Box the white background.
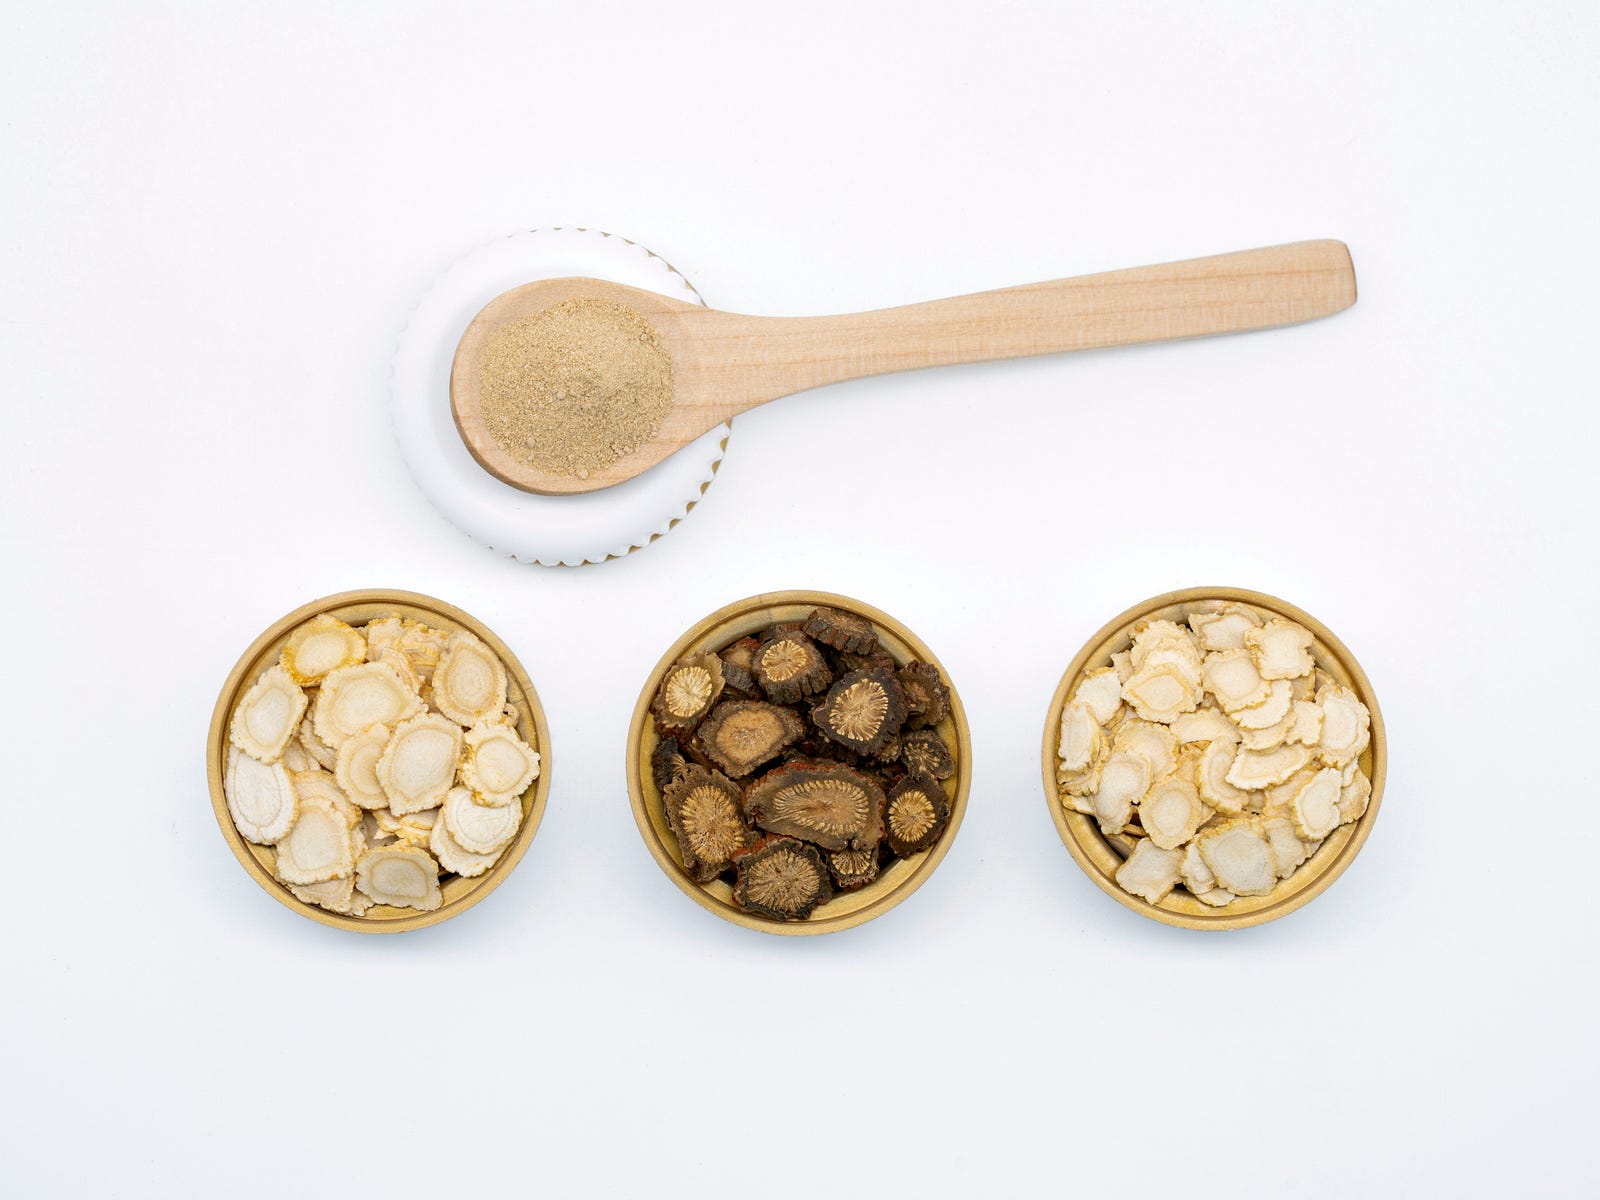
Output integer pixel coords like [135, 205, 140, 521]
[3, 3, 1596, 1195]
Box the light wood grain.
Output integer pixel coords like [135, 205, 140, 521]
[452, 239, 1356, 495]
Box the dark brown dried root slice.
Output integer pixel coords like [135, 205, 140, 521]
[732, 837, 833, 920]
[803, 606, 880, 655]
[811, 668, 907, 756]
[883, 773, 950, 857]
[281, 614, 367, 685]
[743, 760, 885, 852]
[826, 846, 880, 891]
[751, 632, 833, 704]
[229, 666, 309, 763]
[225, 746, 298, 845]
[1114, 838, 1183, 904]
[896, 662, 950, 730]
[695, 700, 805, 778]
[720, 636, 762, 674]
[355, 845, 442, 911]
[651, 737, 692, 793]
[650, 650, 725, 736]
[901, 728, 956, 780]
[663, 767, 757, 883]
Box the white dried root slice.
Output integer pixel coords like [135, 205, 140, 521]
[281, 614, 367, 685]
[1232, 679, 1293, 731]
[335, 723, 391, 810]
[1188, 604, 1262, 652]
[1239, 709, 1296, 752]
[1180, 842, 1216, 894]
[1059, 736, 1109, 808]
[1262, 767, 1319, 818]
[1140, 778, 1207, 850]
[1129, 620, 1202, 672]
[442, 786, 522, 856]
[395, 621, 450, 682]
[297, 716, 338, 771]
[1287, 700, 1323, 746]
[1115, 838, 1183, 905]
[1290, 768, 1344, 840]
[1196, 819, 1277, 897]
[225, 747, 298, 844]
[272, 797, 354, 885]
[1171, 707, 1239, 746]
[1245, 618, 1315, 681]
[313, 662, 423, 749]
[377, 714, 463, 816]
[1121, 659, 1200, 724]
[1112, 720, 1178, 782]
[459, 723, 540, 806]
[289, 874, 361, 916]
[1088, 753, 1152, 837]
[356, 846, 442, 912]
[1194, 888, 1237, 908]
[1315, 686, 1371, 768]
[1056, 701, 1103, 774]
[1170, 742, 1206, 790]
[1203, 650, 1270, 713]
[1226, 742, 1313, 791]
[364, 616, 403, 660]
[429, 809, 502, 878]
[229, 666, 308, 763]
[431, 631, 508, 726]
[1291, 673, 1316, 702]
[292, 770, 361, 829]
[375, 647, 423, 695]
[1072, 667, 1124, 726]
[1339, 770, 1372, 825]
[281, 738, 316, 773]
[1110, 650, 1133, 683]
[1262, 816, 1309, 878]
[376, 807, 437, 848]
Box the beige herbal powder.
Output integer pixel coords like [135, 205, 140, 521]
[477, 298, 674, 479]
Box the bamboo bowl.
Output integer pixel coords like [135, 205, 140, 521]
[207, 588, 552, 933]
[627, 591, 971, 936]
[1041, 587, 1385, 930]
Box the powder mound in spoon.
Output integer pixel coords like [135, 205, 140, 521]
[477, 298, 674, 479]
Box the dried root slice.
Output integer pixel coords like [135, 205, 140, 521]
[292, 770, 361, 828]
[826, 847, 880, 891]
[1232, 679, 1293, 731]
[1287, 700, 1323, 747]
[281, 739, 316, 773]
[1170, 706, 1239, 746]
[1262, 816, 1309, 878]
[1196, 819, 1277, 897]
[1193, 888, 1236, 908]
[281, 614, 367, 685]
[1180, 842, 1216, 894]
[896, 662, 950, 730]
[1115, 839, 1183, 905]
[884, 773, 950, 857]
[1246, 618, 1315, 680]
[1262, 767, 1319, 818]
[429, 809, 502, 878]
[334, 723, 391, 810]
[695, 700, 804, 778]
[1139, 778, 1207, 850]
[288, 874, 362, 915]
[1226, 742, 1313, 791]
[1087, 753, 1152, 838]
[377, 713, 463, 816]
[1129, 619, 1202, 673]
[1121, 659, 1200, 724]
[900, 728, 956, 780]
[1339, 770, 1372, 825]
[743, 760, 884, 852]
[376, 807, 437, 848]
[1072, 666, 1124, 726]
[427, 631, 507, 727]
[364, 616, 403, 660]
[229, 666, 308, 763]
[272, 797, 354, 885]
[356, 845, 442, 912]
[374, 647, 423, 695]
[663, 767, 756, 883]
[651, 737, 692, 793]
[1197, 739, 1254, 815]
[1111, 720, 1178, 781]
[1188, 604, 1262, 652]
[297, 716, 338, 771]
[1056, 701, 1105, 774]
[459, 722, 540, 805]
[650, 651, 725, 736]
[1315, 686, 1371, 768]
[1058, 735, 1109, 807]
[394, 621, 449, 682]
[1111, 650, 1133, 683]
[313, 662, 423, 749]
[732, 837, 833, 920]
[720, 636, 761, 676]
[811, 669, 906, 756]
[442, 785, 522, 856]
[1290, 767, 1344, 840]
[803, 606, 879, 655]
[225, 746, 298, 844]
[1239, 709, 1296, 752]
[1203, 649, 1270, 713]
[751, 632, 833, 704]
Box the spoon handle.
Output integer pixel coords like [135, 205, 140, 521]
[708, 239, 1355, 411]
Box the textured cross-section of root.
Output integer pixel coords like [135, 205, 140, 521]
[732, 837, 833, 920]
[695, 700, 805, 777]
[884, 773, 950, 856]
[743, 760, 885, 852]
[650, 651, 725, 736]
[663, 767, 756, 883]
[811, 668, 906, 756]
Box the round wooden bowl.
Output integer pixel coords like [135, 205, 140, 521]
[207, 589, 552, 933]
[627, 591, 971, 936]
[1041, 586, 1385, 930]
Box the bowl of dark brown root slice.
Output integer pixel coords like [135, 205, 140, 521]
[1043, 587, 1385, 930]
[208, 589, 550, 932]
[628, 592, 971, 935]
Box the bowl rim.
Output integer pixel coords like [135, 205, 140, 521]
[1040, 585, 1386, 931]
[207, 587, 552, 933]
[625, 590, 972, 936]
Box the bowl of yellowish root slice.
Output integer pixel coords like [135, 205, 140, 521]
[1043, 587, 1384, 930]
[627, 591, 971, 935]
[208, 589, 550, 932]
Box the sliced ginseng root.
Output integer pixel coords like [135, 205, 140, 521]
[1172, 706, 1238, 746]
[663, 767, 756, 883]
[1057, 701, 1104, 774]
[1112, 719, 1177, 781]
[225, 746, 298, 844]
[297, 716, 338, 771]
[458, 722, 540, 805]
[1289, 767, 1344, 841]
[356, 845, 443, 912]
[811, 668, 906, 756]
[1188, 604, 1261, 652]
[1115, 839, 1183, 905]
[1198, 739, 1254, 815]
[442, 786, 522, 856]
[884, 773, 950, 857]
[1226, 742, 1313, 791]
[695, 700, 805, 777]
[650, 651, 725, 736]
[1262, 816, 1309, 878]
[1085, 752, 1152, 837]
[313, 662, 423, 748]
[1338, 771, 1372, 824]
[430, 631, 508, 727]
[289, 875, 367, 916]
[1315, 686, 1371, 767]
[1246, 618, 1315, 680]
[334, 723, 391, 810]
[1073, 666, 1124, 726]
[827, 847, 880, 891]
[376, 807, 437, 848]
[272, 797, 355, 886]
[1202, 649, 1270, 713]
[229, 666, 308, 763]
[896, 662, 950, 729]
[429, 809, 502, 878]
[743, 760, 885, 852]
[281, 614, 367, 685]
[377, 713, 463, 815]
[901, 728, 956, 780]
[1195, 819, 1277, 897]
[751, 631, 832, 704]
[1121, 658, 1200, 724]
[292, 770, 361, 829]
[732, 837, 833, 921]
[1139, 778, 1207, 851]
[803, 606, 879, 655]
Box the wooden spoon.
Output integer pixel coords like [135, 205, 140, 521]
[451, 239, 1355, 496]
